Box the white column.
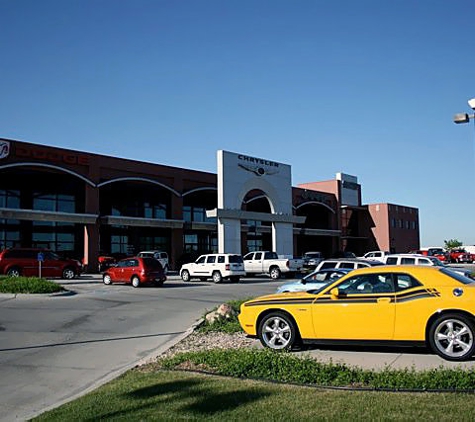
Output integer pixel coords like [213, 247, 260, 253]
[218, 218, 241, 254]
[272, 222, 294, 256]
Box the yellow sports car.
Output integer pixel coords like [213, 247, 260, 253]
[238, 265, 475, 361]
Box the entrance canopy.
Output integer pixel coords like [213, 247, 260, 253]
[207, 150, 304, 255]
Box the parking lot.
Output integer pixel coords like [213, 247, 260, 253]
[1, 268, 475, 421]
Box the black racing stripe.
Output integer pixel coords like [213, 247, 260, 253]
[244, 298, 315, 307]
[396, 292, 436, 303]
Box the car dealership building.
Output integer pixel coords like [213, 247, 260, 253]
[0, 138, 420, 271]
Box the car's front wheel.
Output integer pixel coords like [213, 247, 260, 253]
[181, 270, 190, 282]
[103, 274, 112, 285]
[428, 313, 475, 361]
[257, 311, 299, 350]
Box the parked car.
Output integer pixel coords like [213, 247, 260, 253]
[314, 257, 384, 271]
[0, 247, 82, 279]
[448, 249, 473, 264]
[359, 250, 389, 263]
[102, 256, 166, 287]
[384, 253, 445, 266]
[276, 268, 351, 293]
[137, 250, 170, 273]
[180, 253, 245, 283]
[243, 251, 304, 279]
[238, 265, 475, 361]
[302, 251, 324, 270]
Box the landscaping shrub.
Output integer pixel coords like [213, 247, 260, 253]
[0, 276, 65, 294]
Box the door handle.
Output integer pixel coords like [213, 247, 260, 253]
[377, 297, 391, 304]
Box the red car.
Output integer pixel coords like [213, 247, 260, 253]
[449, 249, 473, 263]
[0, 247, 82, 279]
[102, 256, 166, 287]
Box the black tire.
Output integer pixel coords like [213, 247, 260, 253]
[230, 276, 240, 283]
[269, 267, 281, 280]
[62, 267, 76, 280]
[181, 270, 190, 282]
[212, 271, 222, 283]
[258, 311, 299, 350]
[428, 313, 475, 361]
[7, 267, 21, 277]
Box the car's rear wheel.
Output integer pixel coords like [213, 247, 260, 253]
[131, 276, 140, 288]
[428, 313, 475, 361]
[7, 267, 21, 277]
[258, 311, 299, 350]
[103, 274, 112, 285]
[212, 271, 222, 283]
[62, 267, 76, 280]
[181, 270, 190, 282]
[269, 267, 281, 280]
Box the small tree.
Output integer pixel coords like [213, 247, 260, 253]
[444, 239, 463, 250]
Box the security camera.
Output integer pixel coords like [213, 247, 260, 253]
[468, 98, 475, 110]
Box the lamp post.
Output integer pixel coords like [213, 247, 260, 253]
[453, 98, 475, 125]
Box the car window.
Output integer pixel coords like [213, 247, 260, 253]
[386, 257, 397, 265]
[337, 273, 394, 294]
[207, 256, 216, 264]
[394, 273, 421, 291]
[418, 258, 432, 266]
[117, 260, 128, 268]
[356, 263, 368, 268]
[197, 256, 206, 264]
[340, 262, 356, 269]
[143, 258, 162, 269]
[255, 253, 262, 260]
[401, 257, 415, 265]
[217, 255, 225, 264]
[320, 262, 337, 269]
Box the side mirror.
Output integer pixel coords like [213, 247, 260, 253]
[330, 287, 340, 299]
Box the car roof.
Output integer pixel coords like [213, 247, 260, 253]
[321, 258, 384, 265]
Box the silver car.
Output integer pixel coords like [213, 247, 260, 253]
[276, 268, 352, 293]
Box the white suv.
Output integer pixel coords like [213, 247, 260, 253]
[137, 251, 169, 274]
[180, 253, 245, 283]
[383, 253, 444, 266]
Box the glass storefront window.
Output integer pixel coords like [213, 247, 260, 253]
[0, 189, 20, 208]
[33, 193, 75, 213]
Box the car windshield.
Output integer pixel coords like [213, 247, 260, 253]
[428, 257, 445, 267]
[440, 267, 475, 284]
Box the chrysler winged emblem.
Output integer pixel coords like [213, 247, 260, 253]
[0, 140, 10, 159]
[238, 163, 279, 176]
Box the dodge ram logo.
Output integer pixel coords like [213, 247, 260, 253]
[238, 163, 279, 176]
[0, 140, 10, 159]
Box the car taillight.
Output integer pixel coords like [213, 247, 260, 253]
[226, 264, 230, 270]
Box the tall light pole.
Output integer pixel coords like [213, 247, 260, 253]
[453, 98, 475, 124]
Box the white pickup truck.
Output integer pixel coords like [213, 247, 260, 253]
[243, 251, 304, 279]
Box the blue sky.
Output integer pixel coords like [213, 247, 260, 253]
[1, 0, 474, 247]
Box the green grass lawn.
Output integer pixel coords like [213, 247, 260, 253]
[33, 369, 475, 421]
